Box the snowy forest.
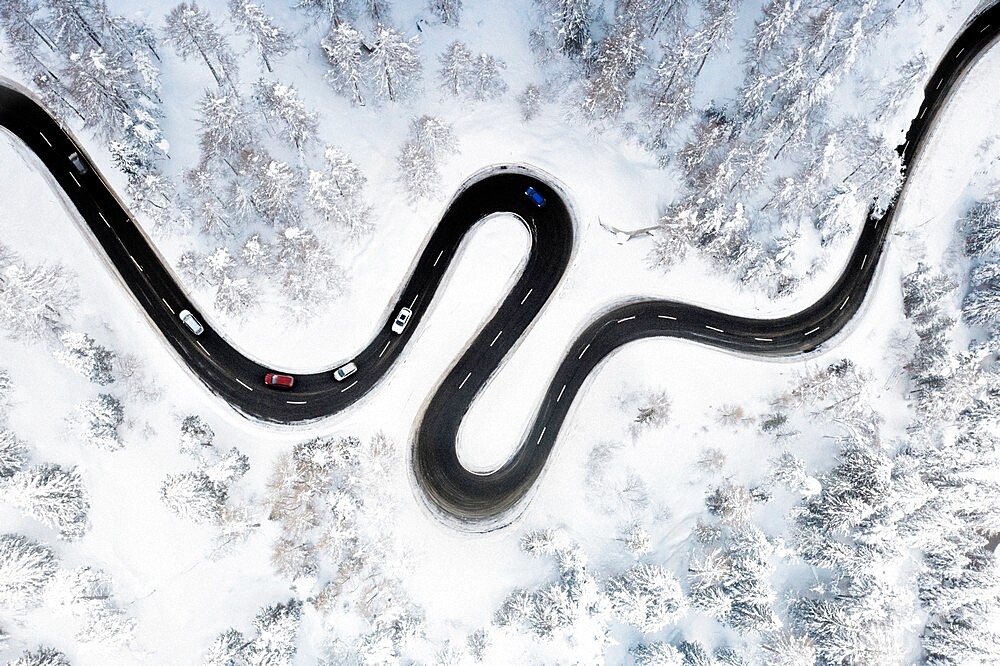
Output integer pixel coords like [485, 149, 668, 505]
[0, 0, 999, 663]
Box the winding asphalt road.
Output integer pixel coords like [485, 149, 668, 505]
[1, 2, 998, 525]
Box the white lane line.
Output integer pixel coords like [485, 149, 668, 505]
[556, 384, 566, 403]
[617, 316, 636, 323]
[39, 131, 52, 147]
[536, 427, 546, 445]
[130, 255, 142, 272]
[754, 337, 773, 342]
[920, 107, 927, 119]
[705, 325, 724, 333]
[433, 250, 443, 266]
[340, 380, 358, 393]
[69, 172, 81, 187]
[196, 341, 210, 356]
[378, 340, 390, 358]
[490, 330, 502, 347]
[981, 24, 991, 32]
[287, 400, 307, 405]
[861, 254, 868, 269]
[410, 293, 419, 308]
[840, 296, 850, 311]
[956, 47, 965, 58]
[459, 372, 472, 389]
[657, 314, 677, 320]
[98, 211, 110, 227]
[520, 288, 533, 305]
[236, 378, 254, 391]
[805, 326, 821, 336]
[578, 343, 590, 359]
[874, 218, 880, 229]
[162, 298, 175, 315]
[936, 78, 943, 90]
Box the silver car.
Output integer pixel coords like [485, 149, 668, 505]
[69, 151, 87, 175]
[179, 309, 204, 336]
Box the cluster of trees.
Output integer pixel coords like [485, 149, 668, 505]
[616, 384, 671, 439]
[0, 241, 78, 343]
[204, 599, 302, 666]
[262, 433, 423, 661]
[438, 41, 508, 102]
[961, 195, 1000, 329]
[50, 565, 135, 646]
[160, 415, 255, 554]
[397, 115, 459, 203]
[320, 20, 422, 105]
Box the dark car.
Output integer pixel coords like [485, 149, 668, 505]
[525, 186, 546, 207]
[264, 372, 295, 389]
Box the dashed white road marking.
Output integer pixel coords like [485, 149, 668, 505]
[578, 343, 590, 359]
[196, 341, 210, 356]
[981, 24, 991, 33]
[956, 46, 966, 58]
[840, 296, 850, 311]
[410, 293, 419, 308]
[754, 337, 773, 342]
[490, 330, 502, 347]
[920, 107, 927, 119]
[162, 298, 175, 314]
[520, 288, 533, 305]
[617, 316, 636, 323]
[433, 250, 443, 266]
[98, 211, 110, 227]
[236, 378, 254, 391]
[536, 427, 546, 445]
[657, 315, 677, 320]
[39, 131, 52, 147]
[861, 254, 868, 269]
[805, 326, 821, 336]
[379, 341, 390, 358]
[69, 172, 81, 187]
[130, 255, 142, 271]
[705, 325, 724, 333]
[556, 384, 566, 403]
[459, 372, 472, 389]
[340, 380, 358, 393]
[287, 400, 307, 405]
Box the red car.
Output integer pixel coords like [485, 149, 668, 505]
[264, 372, 295, 389]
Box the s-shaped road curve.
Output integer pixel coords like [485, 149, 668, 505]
[1, 2, 998, 527]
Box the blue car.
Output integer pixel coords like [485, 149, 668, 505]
[525, 186, 546, 207]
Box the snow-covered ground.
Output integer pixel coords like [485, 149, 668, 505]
[2, 0, 1000, 663]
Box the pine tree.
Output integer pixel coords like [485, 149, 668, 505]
[164, 2, 238, 87]
[197, 89, 252, 163]
[606, 563, 684, 632]
[550, 0, 593, 57]
[7, 646, 71, 666]
[583, 17, 644, 118]
[228, 0, 293, 72]
[72, 393, 124, 450]
[0, 429, 28, 478]
[160, 470, 228, 524]
[308, 146, 374, 239]
[321, 20, 366, 105]
[253, 79, 318, 152]
[55, 331, 116, 385]
[429, 0, 462, 25]
[367, 24, 422, 102]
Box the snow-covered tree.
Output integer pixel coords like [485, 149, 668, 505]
[438, 40, 474, 97]
[247, 599, 302, 664]
[72, 393, 125, 450]
[606, 563, 684, 632]
[366, 24, 422, 102]
[253, 79, 318, 152]
[397, 116, 457, 203]
[963, 199, 1000, 258]
[51, 566, 135, 645]
[321, 20, 366, 105]
[0, 249, 78, 342]
[618, 386, 671, 438]
[164, 2, 238, 87]
[2, 464, 90, 540]
[272, 226, 347, 315]
[228, 0, 293, 72]
[519, 83, 543, 120]
[630, 641, 684, 665]
[761, 631, 817, 666]
[429, 0, 462, 25]
[197, 89, 253, 164]
[7, 646, 71, 666]
[0, 430, 28, 478]
[307, 146, 374, 239]
[0, 533, 59, 607]
[549, 0, 593, 57]
[54, 331, 116, 386]
[584, 17, 644, 119]
[160, 470, 228, 524]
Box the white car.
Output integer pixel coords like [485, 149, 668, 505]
[178, 309, 204, 336]
[333, 361, 358, 382]
[391, 307, 412, 334]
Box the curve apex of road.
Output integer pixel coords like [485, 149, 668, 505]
[2, 1, 999, 531]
